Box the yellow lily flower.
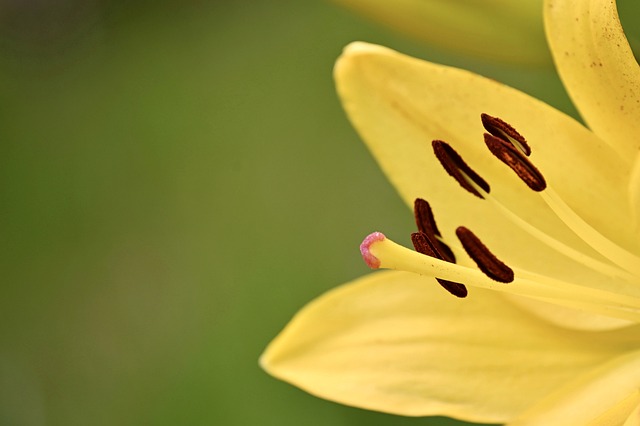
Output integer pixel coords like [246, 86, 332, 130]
[333, 0, 550, 66]
[262, 0, 640, 424]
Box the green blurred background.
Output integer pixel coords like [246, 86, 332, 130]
[0, 1, 636, 425]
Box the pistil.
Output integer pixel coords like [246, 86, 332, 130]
[359, 232, 640, 321]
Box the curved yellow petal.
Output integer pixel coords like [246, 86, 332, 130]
[588, 392, 640, 426]
[261, 271, 626, 423]
[624, 401, 640, 426]
[504, 294, 637, 332]
[510, 350, 640, 425]
[334, 42, 637, 286]
[545, 0, 640, 160]
[333, 0, 550, 66]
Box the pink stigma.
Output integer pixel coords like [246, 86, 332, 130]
[360, 232, 386, 269]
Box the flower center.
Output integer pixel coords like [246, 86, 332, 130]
[359, 114, 640, 322]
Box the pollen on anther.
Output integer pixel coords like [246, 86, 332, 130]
[414, 198, 441, 236]
[481, 113, 531, 156]
[456, 227, 514, 283]
[414, 198, 456, 263]
[484, 133, 546, 191]
[411, 232, 468, 298]
[432, 140, 490, 198]
[360, 232, 386, 269]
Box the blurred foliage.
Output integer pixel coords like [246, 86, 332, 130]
[1, 0, 636, 425]
[332, 0, 550, 67]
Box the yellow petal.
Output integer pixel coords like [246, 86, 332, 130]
[261, 271, 626, 423]
[588, 392, 640, 426]
[510, 350, 640, 425]
[334, 42, 637, 288]
[624, 401, 640, 426]
[504, 294, 636, 332]
[545, 0, 640, 160]
[333, 0, 549, 66]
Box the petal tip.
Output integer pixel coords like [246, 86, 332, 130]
[341, 41, 387, 56]
[259, 341, 284, 376]
[258, 350, 272, 372]
[334, 42, 393, 78]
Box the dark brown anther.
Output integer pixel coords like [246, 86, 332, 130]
[411, 232, 468, 298]
[432, 140, 490, 199]
[413, 198, 456, 263]
[481, 113, 531, 156]
[484, 133, 546, 191]
[455, 227, 514, 283]
[414, 198, 441, 236]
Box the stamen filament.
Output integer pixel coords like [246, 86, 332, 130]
[483, 192, 636, 282]
[540, 188, 640, 276]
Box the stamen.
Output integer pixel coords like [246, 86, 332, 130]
[455, 227, 514, 283]
[481, 122, 640, 276]
[484, 133, 546, 191]
[477, 136, 640, 278]
[430, 136, 635, 281]
[481, 113, 531, 156]
[414, 198, 456, 262]
[432, 140, 490, 198]
[411, 232, 467, 298]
